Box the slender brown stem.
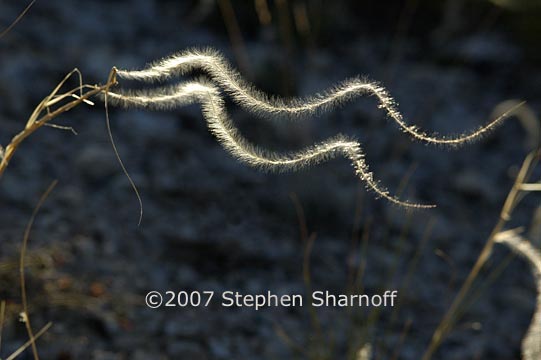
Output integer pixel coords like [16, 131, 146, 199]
[0, 0, 36, 39]
[217, 0, 251, 77]
[422, 150, 539, 360]
[0, 72, 117, 179]
[5, 322, 52, 360]
[391, 319, 413, 360]
[20, 180, 58, 360]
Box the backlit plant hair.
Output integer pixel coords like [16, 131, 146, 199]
[108, 47, 518, 208]
[107, 79, 425, 208]
[115, 48, 516, 145]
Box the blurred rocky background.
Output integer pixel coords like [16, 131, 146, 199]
[1, 0, 541, 359]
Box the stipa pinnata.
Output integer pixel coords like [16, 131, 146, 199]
[107, 48, 518, 208]
[115, 48, 517, 145]
[107, 79, 424, 208]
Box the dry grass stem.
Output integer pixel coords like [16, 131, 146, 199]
[19, 180, 58, 360]
[423, 150, 541, 359]
[0, 69, 118, 179]
[4, 322, 52, 360]
[0, 0, 36, 39]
